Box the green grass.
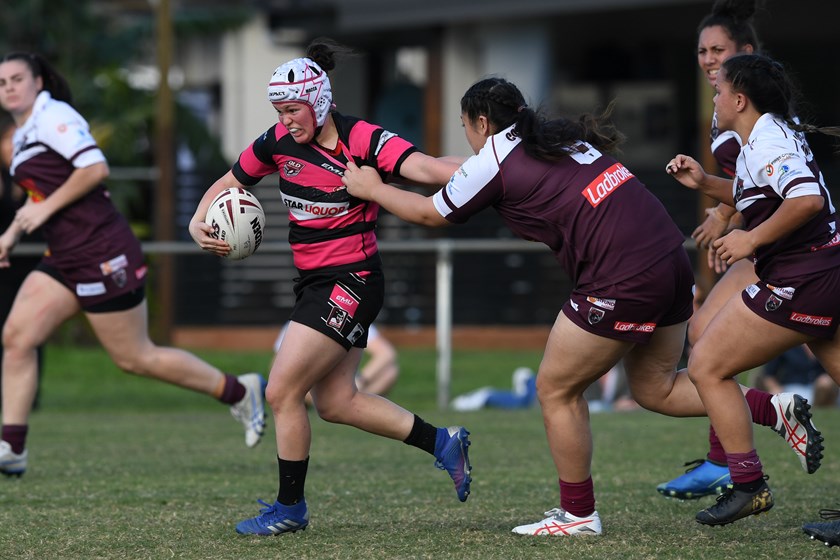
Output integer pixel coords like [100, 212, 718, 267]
[2, 345, 839, 559]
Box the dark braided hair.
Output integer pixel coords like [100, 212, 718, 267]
[460, 77, 624, 162]
[722, 54, 840, 140]
[0, 52, 73, 106]
[697, 0, 763, 51]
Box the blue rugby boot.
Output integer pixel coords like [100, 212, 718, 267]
[433, 426, 472, 502]
[235, 499, 309, 536]
[657, 459, 732, 500]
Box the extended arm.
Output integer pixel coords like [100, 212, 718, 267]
[342, 160, 448, 227]
[666, 154, 735, 205]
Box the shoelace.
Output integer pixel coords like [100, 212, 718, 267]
[256, 499, 278, 515]
[543, 508, 566, 518]
[712, 475, 769, 506]
[820, 509, 840, 520]
[682, 459, 706, 473]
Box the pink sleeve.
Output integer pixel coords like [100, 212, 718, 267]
[348, 121, 415, 176]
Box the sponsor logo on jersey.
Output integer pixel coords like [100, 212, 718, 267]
[765, 164, 774, 176]
[136, 265, 148, 280]
[76, 282, 106, 297]
[284, 160, 304, 177]
[329, 284, 360, 316]
[770, 153, 796, 166]
[99, 254, 129, 275]
[745, 283, 761, 299]
[777, 165, 804, 184]
[586, 296, 616, 311]
[375, 130, 397, 156]
[812, 231, 840, 252]
[767, 285, 795, 300]
[765, 294, 783, 312]
[282, 193, 349, 220]
[789, 312, 832, 327]
[613, 321, 656, 333]
[320, 162, 345, 176]
[581, 163, 634, 208]
[587, 307, 605, 325]
[569, 300, 579, 312]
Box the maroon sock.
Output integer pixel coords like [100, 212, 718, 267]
[745, 389, 776, 427]
[218, 374, 247, 405]
[560, 476, 596, 518]
[2, 425, 28, 454]
[707, 425, 726, 464]
[726, 449, 764, 484]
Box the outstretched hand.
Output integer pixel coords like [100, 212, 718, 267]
[342, 159, 384, 201]
[665, 154, 708, 190]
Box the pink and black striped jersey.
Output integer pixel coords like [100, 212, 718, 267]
[433, 125, 686, 295]
[232, 112, 417, 271]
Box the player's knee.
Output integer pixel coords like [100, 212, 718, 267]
[2, 318, 38, 356]
[312, 400, 344, 423]
[111, 351, 152, 377]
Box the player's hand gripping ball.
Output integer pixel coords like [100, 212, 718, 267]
[205, 188, 266, 260]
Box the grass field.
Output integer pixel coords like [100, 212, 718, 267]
[1, 345, 839, 559]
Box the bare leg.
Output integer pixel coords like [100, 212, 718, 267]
[86, 300, 225, 394]
[2, 272, 78, 425]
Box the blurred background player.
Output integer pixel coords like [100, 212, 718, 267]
[0, 53, 267, 478]
[0, 115, 44, 409]
[756, 345, 834, 405]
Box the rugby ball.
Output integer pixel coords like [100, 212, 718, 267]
[205, 187, 265, 260]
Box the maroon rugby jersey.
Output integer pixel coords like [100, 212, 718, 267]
[734, 113, 839, 280]
[711, 111, 741, 178]
[232, 112, 417, 271]
[433, 125, 686, 294]
[10, 91, 139, 268]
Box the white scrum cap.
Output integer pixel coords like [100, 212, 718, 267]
[267, 57, 333, 127]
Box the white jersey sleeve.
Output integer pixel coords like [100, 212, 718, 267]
[41, 101, 106, 168]
[432, 125, 520, 222]
[744, 123, 820, 201]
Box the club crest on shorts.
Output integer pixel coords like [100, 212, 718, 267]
[111, 268, 128, 288]
[588, 307, 605, 325]
[326, 307, 348, 331]
[765, 294, 783, 312]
